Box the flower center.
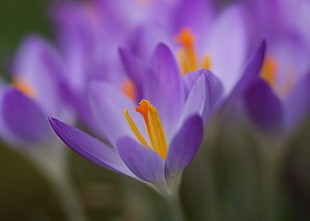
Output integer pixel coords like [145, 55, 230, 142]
[124, 99, 168, 159]
[260, 56, 295, 97]
[12, 77, 36, 98]
[175, 27, 211, 75]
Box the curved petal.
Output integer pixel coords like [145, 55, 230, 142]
[50, 118, 136, 178]
[180, 70, 209, 125]
[1, 87, 51, 144]
[228, 40, 266, 101]
[119, 47, 145, 84]
[173, 0, 214, 44]
[205, 4, 248, 93]
[12, 35, 66, 116]
[143, 43, 184, 135]
[243, 79, 284, 131]
[182, 69, 202, 97]
[165, 115, 203, 178]
[89, 81, 146, 146]
[116, 136, 164, 183]
[118, 48, 145, 100]
[183, 69, 223, 113]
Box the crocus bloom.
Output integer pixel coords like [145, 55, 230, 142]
[121, 1, 248, 95]
[241, 0, 310, 132]
[50, 44, 222, 194]
[0, 35, 72, 148]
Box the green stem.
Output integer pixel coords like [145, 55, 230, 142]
[23, 147, 88, 221]
[167, 192, 186, 221]
[161, 173, 186, 221]
[47, 173, 87, 221]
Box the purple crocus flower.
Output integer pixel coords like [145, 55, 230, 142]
[0, 35, 87, 221]
[121, 1, 248, 95]
[0, 35, 72, 147]
[50, 44, 222, 194]
[241, 0, 310, 132]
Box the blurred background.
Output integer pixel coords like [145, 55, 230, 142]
[0, 0, 310, 221]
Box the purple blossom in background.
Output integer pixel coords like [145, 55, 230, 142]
[121, 0, 248, 94]
[0, 35, 73, 147]
[242, 0, 310, 132]
[0, 35, 87, 221]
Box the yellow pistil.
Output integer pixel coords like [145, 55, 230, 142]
[175, 27, 212, 75]
[121, 79, 137, 102]
[124, 99, 169, 159]
[12, 77, 36, 98]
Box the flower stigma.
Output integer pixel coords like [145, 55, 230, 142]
[175, 27, 211, 75]
[124, 99, 168, 159]
[12, 77, 36, 98]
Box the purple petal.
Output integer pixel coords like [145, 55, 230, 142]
[118, 48, 145, 100]
[165, 115, 203, 178]
[284, 73, 310, 130]
[182, 69, 202, 97]
[180, 70, 209, 125]
[204, 4, 248, 93]
[228, 40, 266, 101]
[89, 82, 146, 146]
[1, 87, 51, 144]
[183, 69, 223, 113]
[243, 79, 284, 131]
[173, 0, 214, 44]
[50, 118, 135, 178]
[12, 35, 66, 116]
[116, 136, 164, 183]
[119, 48, 145, 85]
[124, 24, 173, 62]
[143, 43, 184, 135]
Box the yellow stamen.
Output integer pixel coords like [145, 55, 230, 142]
[124, 109, 149, 148]
[124, 99, 169, 159]
[260, 56, 297, 98]
[260, 57, 278, 89]
[121, 79, 137, 102]
[12, 77, 36, 98]
[202, 55, 212, 70]
[175, 28, 198, 75]
[175, 27, 212, 75]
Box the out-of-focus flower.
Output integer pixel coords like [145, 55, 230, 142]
[50, 0, 177, 134]
[0, 35, 72, 148]
[50, 44, 222, 195]
[242, 0, 310, 132]
[121, 1, 248, 94]
[51, 0, 248, 122]
[0, 35, 87, 221]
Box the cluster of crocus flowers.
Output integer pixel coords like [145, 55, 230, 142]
[0, 1, 310, 219]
